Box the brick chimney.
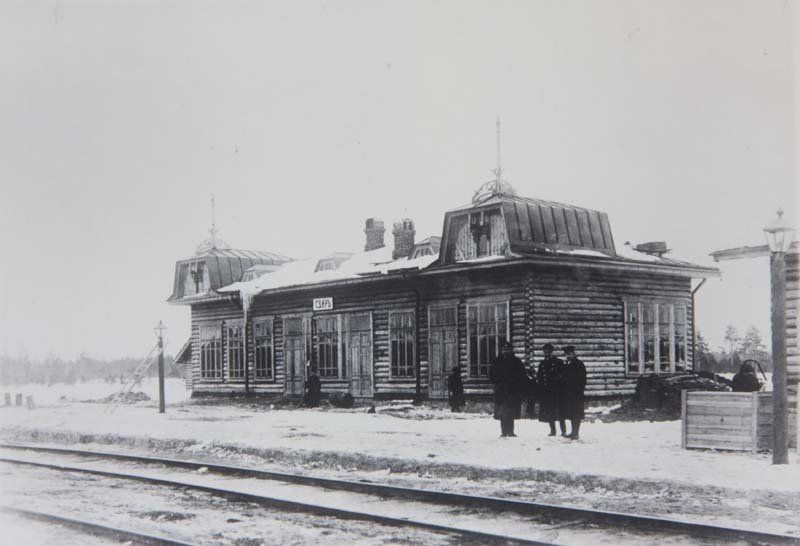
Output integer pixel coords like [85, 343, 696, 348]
[392, 218, 416, 260]
[364, 218, 385, 251]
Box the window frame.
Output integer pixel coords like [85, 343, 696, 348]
[314, 314, 342, 380]
[226, 320, 246, 381]
[388, 309, 416, 378]
[198, 323, 223, 381]
[253, 317, 275, 382]
[465, 298, 510, 378]
[623, 300, 689, 376]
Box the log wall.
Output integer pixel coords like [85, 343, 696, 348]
[187, 262, 698, 400]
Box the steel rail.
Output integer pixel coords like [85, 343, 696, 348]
[0, 454, 552, 546]
[2, 442, 798, 545]
[0, 505, 195, 546]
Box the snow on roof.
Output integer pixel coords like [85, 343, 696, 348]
[219, 245, 439, 298]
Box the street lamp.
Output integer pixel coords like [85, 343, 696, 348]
[154, 320, 167, 414]
[763, 209, 795, 464]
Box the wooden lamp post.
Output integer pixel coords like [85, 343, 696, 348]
[763, 209, 795, 464]
[154, 320, 167, 414]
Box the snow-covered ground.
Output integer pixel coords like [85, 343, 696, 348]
[0, 390, 797, 495]
[0, 378, 190, 406]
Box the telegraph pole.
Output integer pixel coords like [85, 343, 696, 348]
[155, 320, 166, 414]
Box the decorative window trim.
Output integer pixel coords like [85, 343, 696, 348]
[624, 301, 689, 376]
[198, 322, 223, 381]
[465, 299, 510, 378]
[388, 309, 416, 379]
[253, 317, 275, 382]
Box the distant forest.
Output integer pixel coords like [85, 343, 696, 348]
[695, 325, 772, 374]
[0, 353, 184, 385]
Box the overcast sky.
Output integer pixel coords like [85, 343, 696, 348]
[0, 1, 796, 360]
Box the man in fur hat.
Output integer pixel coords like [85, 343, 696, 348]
[489, 340, 529, 437]
[537, 343, 566, 436]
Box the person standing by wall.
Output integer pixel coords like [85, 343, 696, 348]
[447, 365, 466, 412]
[537, 343, 566, 436]
[490, 340, 528, 437]
[304, 366, 321, 408]
[561, 346, 587, 440]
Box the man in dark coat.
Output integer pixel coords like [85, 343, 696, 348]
[732, 361, 761, 392]
[537, 343, 566, 436]
[447, 365, 466, 412]
[304, 366, 321, 408]
[561, 346, 587, 440]
[489, 340, 529, 437]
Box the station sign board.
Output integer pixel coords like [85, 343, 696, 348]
[313, 297, 333, 311]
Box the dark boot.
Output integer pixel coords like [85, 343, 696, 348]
[507, 419, 517, 437]
[569, 420, 581, 440]
[559, 420, 568, 437]
[548, 422, 557, 436]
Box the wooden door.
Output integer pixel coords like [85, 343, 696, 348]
[347, 314, 373, 398]
[429, 307, 457, 399]
[284, 318, 305, 396]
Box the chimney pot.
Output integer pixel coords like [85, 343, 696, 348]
[364, 217, 385, 251]
[392, 218, 416, 260]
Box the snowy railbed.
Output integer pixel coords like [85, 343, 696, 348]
[0, 383, 798, 535]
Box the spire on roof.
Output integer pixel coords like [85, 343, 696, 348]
[472, 117, 517, 204]
[195, 195, 231, 254]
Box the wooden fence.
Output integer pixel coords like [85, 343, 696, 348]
[682, 391, 798, 453]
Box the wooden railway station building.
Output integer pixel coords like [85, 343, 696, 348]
[169, 185, 719, 402]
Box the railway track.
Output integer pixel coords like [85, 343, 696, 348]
[0, 505, 195, 546]
[1, 442, 798, 545]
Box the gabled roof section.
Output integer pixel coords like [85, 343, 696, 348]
[436, 192, 616, 266]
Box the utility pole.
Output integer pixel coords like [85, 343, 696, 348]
[155, 320, 166, 414]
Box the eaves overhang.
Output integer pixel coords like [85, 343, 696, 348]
[211, 254, 719, 304]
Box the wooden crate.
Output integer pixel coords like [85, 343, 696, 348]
[681, 391, 798, 453]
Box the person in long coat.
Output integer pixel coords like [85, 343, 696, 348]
[447, 365, 466, 412]
[489, 340, 529, 437]
[537, 343, 566, 436]
[304, 366, 321, 408]
[561, 346, 587, 440]
[731, 361, 761, 392]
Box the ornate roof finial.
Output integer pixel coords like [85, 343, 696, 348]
[491, 116, 503, 183]
[195, 195, 231, 255]
[209, 195, 218, 249]
[472, 117, 517, 204]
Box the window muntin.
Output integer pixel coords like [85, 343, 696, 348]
[625, 301, 689, 375]
[199, 325, 222, 379]
[389, 311, 415, 378]
[254, 319, 274, 380]
[467, 301, 508, 377]
[625, 304, 640, 374]
[674, 306, 687, 368]
[227, 322, 245, 380]
[315, 316, 339, 378]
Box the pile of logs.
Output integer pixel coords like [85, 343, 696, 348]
[635, 372, 730, 416]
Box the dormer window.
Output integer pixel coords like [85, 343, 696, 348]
[411, 247, 432, 258]
[190, 261, 206, 293]
[451, 209, 508, 262]
[316, 260, 338, 272]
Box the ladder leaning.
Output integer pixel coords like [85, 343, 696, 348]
[106, 342, 160, 413]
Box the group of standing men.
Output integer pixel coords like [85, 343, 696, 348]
[487, 341, 587, 439]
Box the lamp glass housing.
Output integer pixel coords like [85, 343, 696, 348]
[763, 210, 795, 253]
